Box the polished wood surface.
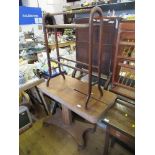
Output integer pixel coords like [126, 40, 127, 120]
[102, 101, 135, 155]
[103, 102, 135, 137]
[37, 75, 117, 124]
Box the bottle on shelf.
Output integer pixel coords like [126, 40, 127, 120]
[127, 46, 132, 57]
[131, 47, 135, 58]
[122, 47, 129, 57]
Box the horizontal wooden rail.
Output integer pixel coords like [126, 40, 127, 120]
[45, 24, 89, 29]
[51, 59, 89, 74]
[44, 9, 91, 16]
[59, 56, 98, 69]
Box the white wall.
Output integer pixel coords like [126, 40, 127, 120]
[21, 0, 91, 24]
[20, 0, 93, 36]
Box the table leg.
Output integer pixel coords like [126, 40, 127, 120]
[37, 88, 50, 115]
[61, 105, 72, 125]
[103, 125, 110, 155]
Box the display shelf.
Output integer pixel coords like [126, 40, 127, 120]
[117, 56, 135, 61]
[111, 21, 135, 100]
[119, 41, 135, 46]
[118, 62, 135, 69]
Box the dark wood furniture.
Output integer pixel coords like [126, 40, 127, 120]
[43, 7, 113, 108]
[97, 21, 135, 155]
[111, 21, 135, 100]
[74, 17, 118, 78]
[99, 99, 135, 155]
[42, 6, 122, 150]
[37, 75, 117, 148]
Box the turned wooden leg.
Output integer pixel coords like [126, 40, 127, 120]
[103, 125, 110, 155]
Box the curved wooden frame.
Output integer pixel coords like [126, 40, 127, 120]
[43, 7, 104, 109]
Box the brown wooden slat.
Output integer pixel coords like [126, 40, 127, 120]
[45, 24, 89, 29]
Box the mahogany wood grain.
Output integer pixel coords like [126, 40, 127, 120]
[37, 75, 117, 124]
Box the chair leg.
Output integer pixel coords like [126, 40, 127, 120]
[110, 136, 116, 148]
[103, 125, 110, 155]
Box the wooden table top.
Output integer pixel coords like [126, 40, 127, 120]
[38, 75, 117, 124]
[101, 102, 135, 137]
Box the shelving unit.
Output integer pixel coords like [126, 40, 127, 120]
[111, 21, 135, 100]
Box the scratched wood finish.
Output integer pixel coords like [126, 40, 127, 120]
[37, 75, 117, 124]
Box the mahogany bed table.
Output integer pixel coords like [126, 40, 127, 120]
[37, 75, 117, 148]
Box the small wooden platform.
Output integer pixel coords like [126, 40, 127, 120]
[38, 75, 117, 124]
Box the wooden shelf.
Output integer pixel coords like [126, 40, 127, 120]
[119, 41, 135, 46]
[112, 21, 135, 100]
[118, 62, 135, 69]
[117, 56, 135, 61]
